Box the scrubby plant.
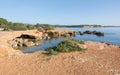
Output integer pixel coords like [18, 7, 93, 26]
[46, 39, 86, 55]
[35, 24, 55, 31]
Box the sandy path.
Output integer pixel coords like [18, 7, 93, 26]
[0, 41, 120, 75]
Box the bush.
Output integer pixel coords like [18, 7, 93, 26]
[46, 39, 86, 55]
[35, 24, 55, 31]
[78, 40, 85, 44]
[26, 25, 36, 30]
[0, 17, 55, 31]
[9, 24, 28, 30]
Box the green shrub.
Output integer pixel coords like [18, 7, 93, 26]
[26, 25, 36, 30]
[10, 24, 28, 30]
[78, 40, 85, 44]
[46, 39, 86, 55]
[35, 24, 55, 31]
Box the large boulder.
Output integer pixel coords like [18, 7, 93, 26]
[84, 30, 92, 34]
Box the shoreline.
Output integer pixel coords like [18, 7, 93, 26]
[0, 30, 120, 75]
[0, 30, 120, 56]
[0, 30, 76, 56]
[0, 36, 120, 75]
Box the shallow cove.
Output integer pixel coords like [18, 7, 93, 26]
[22, 38, 70, 53]
[21, 27, 120, 53]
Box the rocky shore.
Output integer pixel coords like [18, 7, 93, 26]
[0, 30, 120, 75]
[0, 30, 76, 56]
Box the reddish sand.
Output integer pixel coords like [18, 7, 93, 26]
[0, 31, 120, 75]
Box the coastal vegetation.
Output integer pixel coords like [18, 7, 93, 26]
[0, 18, 54, 31]
[46, 39, 86, 55]
[1, 17, 119, 31]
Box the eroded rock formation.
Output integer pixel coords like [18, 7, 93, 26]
[9, 34, 41, 49]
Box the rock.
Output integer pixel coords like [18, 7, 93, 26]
[23, 39, 29, 42]
[9, 38, 24, 49]
[42, 33, 49, 39]
[76, 44, 87, 49]
[17, 34, 36, 39]
[47, 31, 76, 39]
[10, 34, 42, 49]
[35, 41, 41, 46]
[23, 41, 35, 47]
[45, 36, 51, 40]
[84, 30, 92, 34]
[92, 31, 97, 34]
[17, 42, 23, 47]
[68, 32, 76, 36]
[79, 32, 84, 35]
[79, 30, 104, 36]
[47, 32, 59, 38]
[95, 32, 104, 36]
[10, 40, 18, 49]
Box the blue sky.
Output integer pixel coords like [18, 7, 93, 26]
[0, 0, 120, 25]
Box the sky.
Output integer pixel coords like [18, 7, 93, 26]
[0, 0, 120, 25]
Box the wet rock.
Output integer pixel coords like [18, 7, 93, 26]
[84, 30, 92, 34]
[79, 30, 104, 36]
[79, 31, 84, 35]
[94, 32, 104, 36]
[92, 31, 97, 34]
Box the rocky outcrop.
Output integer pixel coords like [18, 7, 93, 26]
[94, 32, 104, 36]
[9, 34, 41, 49]
[0, 30, 76, 56]
[9, 30, 76, 49]
[46, 30, 76, 39]
[79, 30, 104, 36]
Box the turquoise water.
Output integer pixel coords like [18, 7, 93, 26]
[23, 27, 120, 53]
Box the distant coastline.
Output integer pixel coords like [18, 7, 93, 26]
[54, 25, 120, 28]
